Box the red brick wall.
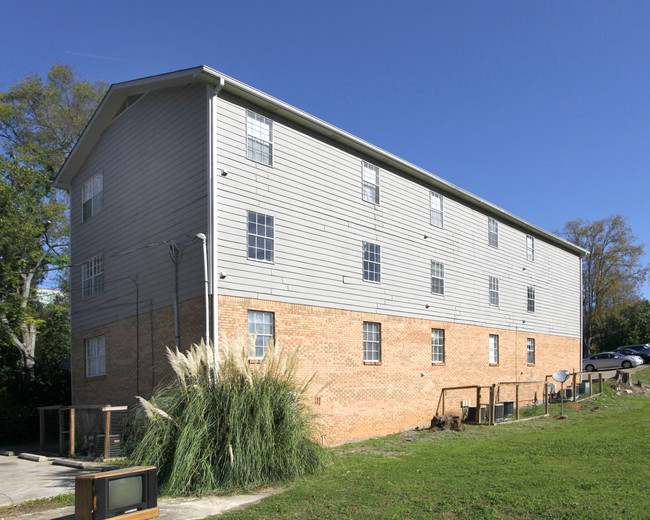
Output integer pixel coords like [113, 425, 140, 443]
[72, 295, 581, 445]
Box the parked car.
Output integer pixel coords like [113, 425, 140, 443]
[616, 348, 650, 364]
[582, 351, 644, 372]
[615, 343, 650, 355]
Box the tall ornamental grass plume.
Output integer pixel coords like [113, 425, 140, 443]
[125, 337, 328, 495]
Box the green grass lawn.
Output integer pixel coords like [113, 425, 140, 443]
[215, 369, 650, 520]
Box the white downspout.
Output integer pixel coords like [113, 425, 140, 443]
[207, 77, 225, 378]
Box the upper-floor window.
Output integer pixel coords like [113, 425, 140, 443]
[363, 242, 381, 282]
[488, 217, 499, 248]
[431, 261, 445, 295]
[82, 253, 104, 299]
[85, 335, 106, 378]
[527, 286, 536, 312]
[489, 334, 499, 364]
[432, 328, 445, 363]
[430, 191, 443, 227]
[363, 321, 381, 362]
[248, 310, 274, 359]
[527, 338, 536, 364]
[362, 162, 379, 204]
[246, 111, 273, 166]
[247, 210, 274, 262]
[82, 172, 103, 222]
[526, 235, 535, 261]
[489, 276, 499, 306]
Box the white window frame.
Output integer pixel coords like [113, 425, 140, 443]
[488, 217, 499, 248]
[247, 210, 274, 263]
[489, 276, 499, 306]
[432, 328, 445, 363]
[526, 235, 535, 262]
[362, 241, 381, 282]
[247, 310, 274, 360]
[82, 253, 104, 299]
[362, 162, 379, 204]
[363, 321, 381, 362]
[85, 336, 106, 378]
[527, 286, 536, 313]
[527, 338, 536, 364]
[431, 260, 445, 295]
[246, 111, 273, 166]
[430, 191, 443, 228]
[489, 334, 499, 364]
[81, 172, 103, 222]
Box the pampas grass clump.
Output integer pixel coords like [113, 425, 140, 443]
[125, 337, 327, 495]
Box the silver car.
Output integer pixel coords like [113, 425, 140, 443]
[582, 351, 644, 372]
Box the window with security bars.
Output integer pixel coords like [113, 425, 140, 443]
[430, 191, 443, 227]
[82, 254, 104, 299]
[488, 217, 499, 248]
[363, 242, 381, 282]
[526, 235, 535, 261]
[246, 111, 273, 166]
[85, 336, 105, 378]
[489, 334, 499, 364]
[247, 210, 274, 262]
[363, 322, 381, 362]
[489, 276, 499, 306]
[527, 286, 536, 312]
[362, 162, 379, 204]
[82, 172, 103, 222]
[431, 261, 445, 295]
[248, 310, 274, 359]
[432, 329, 445, 363]
[527, 338, 536, 364]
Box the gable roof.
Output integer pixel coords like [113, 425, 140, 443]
[54, 65, 587, 257]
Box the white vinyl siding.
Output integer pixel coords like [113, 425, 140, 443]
[82, 172, 103, 222]
[430, 191, 443, 227]
[526, 235, 535, 262]
[431, 328, 444, 363]
[362, 242, 381, 282]
[82, 254, 104, 299]
[248, 310, 274, 359]
[527, 338, 536, 364]
[527, 286, 536, 313]
[246, 111, 273, 166]
[363, 321, 381, 362]
[362, 161, 379, 204]
[431, 261, 445, 295]
[85, 336, 105, 378]
[488, 217, 499, 248]
[247, 210, 274, 262]
[489, 276, 499, 306]
[489, 334, 499, 364]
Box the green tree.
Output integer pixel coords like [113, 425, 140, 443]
[601, 299, 650, 351]
[560, 215, 649, 356]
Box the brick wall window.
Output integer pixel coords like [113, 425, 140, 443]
[363, 242, 381, 282]
[489, 334, 499, 364]
[362, 161, 379, 204]
[247, 210, 274, 262]
[488, 217, 499, 248]
[363, 322, 381, 362]
[430, 191, 443, 227]
[526, 235, 535, 261]
[82, 171, 103, 222]
[246, 111, 273, 166]
[431, 260, 445, 295]
[82, 253, 104, 299]
[247, 310, 274, 359]
[527, 338, 536, 364]
[489, 276, 499, 306]
[527, 286, 536, 312]
[432, 328, 445, 363]
[85, 336, 106, 378]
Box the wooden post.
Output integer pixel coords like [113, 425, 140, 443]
[489, 385, 496, 426]
[588, 373, 593, 396]
[515, 384, 520, 420]
[441, 389, 445, 416]
[476, 387, 482, 425]
[104, 408, 111, 459]
[58, 408, 65, 455]
[599, 373, 603, 394]
[69, 408, 75, 456]
[544, 382, 549, 415]
[572, 373, 577, 401]
[39, 409, 45, 452]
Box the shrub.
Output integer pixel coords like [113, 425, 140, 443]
[125, 337, 327, 495]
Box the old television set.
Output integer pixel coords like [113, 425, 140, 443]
[75, 466, 158, 520]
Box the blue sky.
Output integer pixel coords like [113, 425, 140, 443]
[2, 1, 650, 296]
